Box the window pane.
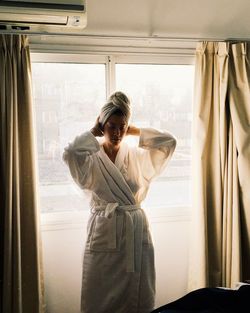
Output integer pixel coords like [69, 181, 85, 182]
[116, 64, 194, 208]
[32, 63, 106, 213]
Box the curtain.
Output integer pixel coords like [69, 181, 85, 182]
[188, 42, 250, 290]
[0, 35, 44, 313]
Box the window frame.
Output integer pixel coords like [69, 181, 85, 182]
[30, 52, 194, 227]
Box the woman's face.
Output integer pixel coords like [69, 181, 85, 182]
[103, 114, 128, 147]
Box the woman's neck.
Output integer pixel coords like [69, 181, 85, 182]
[103, 143, 120, 163]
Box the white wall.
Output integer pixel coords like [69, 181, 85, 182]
[41, 208, 190, 313]
[151, 210, 190, 306]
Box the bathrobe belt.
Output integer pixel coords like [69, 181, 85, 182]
[94, 203, 144, 273]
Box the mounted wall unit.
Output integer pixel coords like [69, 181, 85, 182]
[0, 0, 87, 34]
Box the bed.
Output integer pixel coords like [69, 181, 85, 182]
[151, 283, 250, 313]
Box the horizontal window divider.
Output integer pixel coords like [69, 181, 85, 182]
[41, 206, 191, 231]
[31, 53, 194, 66]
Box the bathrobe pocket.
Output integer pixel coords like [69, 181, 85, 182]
[89, 214, 124, 252]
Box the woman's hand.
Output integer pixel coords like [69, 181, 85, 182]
[126, 125, 140, 136]
[90, 117, 104, 137]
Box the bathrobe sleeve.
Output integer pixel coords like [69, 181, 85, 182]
[62, 131, 100, 190]
[137, 127, 177, 182]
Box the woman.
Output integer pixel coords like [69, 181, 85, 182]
[63, 91, 177, 313]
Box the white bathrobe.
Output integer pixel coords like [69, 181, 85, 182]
[63, 128, 176, 313]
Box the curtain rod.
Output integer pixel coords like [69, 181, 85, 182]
[0, 30, 249, 43]
[29, 34, 250, 42]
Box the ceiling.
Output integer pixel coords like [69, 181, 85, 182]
[29, 0, 250, 54]
[82, 0, 250, 40]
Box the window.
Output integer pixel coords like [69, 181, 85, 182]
[116, 64, 194, 209]
[32, 61, 106, 213]
[31, 55, 194, 214]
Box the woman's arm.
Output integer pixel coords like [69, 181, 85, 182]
[63, 120, 101, 189]
[136, 127, 177, 182]
[126, 125, 141, 136]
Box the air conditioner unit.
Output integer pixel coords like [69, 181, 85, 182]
[0, 0, 87, 34]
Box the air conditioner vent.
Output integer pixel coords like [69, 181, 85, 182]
[0, 0, 87, 34]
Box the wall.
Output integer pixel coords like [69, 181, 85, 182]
[41, 208, 190, 313]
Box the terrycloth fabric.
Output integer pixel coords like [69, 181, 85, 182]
[63, 128, 176, 313]
[99, 91, 131, 127]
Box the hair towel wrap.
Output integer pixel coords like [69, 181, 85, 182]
[99, 91, 131, 127]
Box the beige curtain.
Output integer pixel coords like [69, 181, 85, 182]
[0, 35, 44, 313]
[188, 41, 250, 290]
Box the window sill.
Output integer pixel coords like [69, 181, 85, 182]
[40, 206, 191, 231]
